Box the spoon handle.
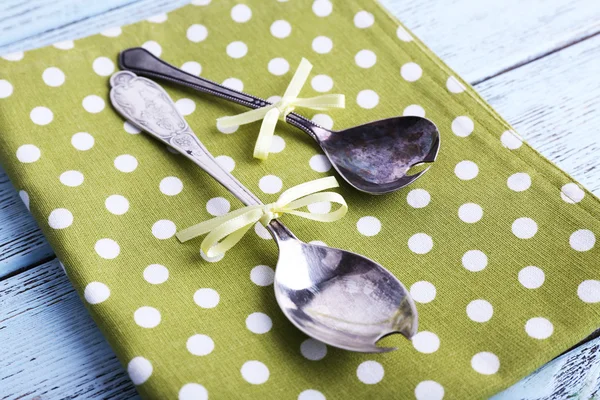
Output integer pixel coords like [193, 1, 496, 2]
[118, 48, 322, 140]
[109, 71, 261, 208]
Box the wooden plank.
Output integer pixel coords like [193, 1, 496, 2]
[0, 259, 139, 399]
[0, 167, 54, 277]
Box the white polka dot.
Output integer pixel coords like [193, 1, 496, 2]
[446, 76, 466, 93]
[309, 154, 332, 172]
[71, 132, 95, 151]
[254, 223, 272, 240]
[16, 144, 41, 163]
[191, 0, 211, 4]
[101, 27, 121, 37]
[312, 36, 333, 53]
[507, 172, 531, 192]
[128, 357, 152, 385]
[53, 40, 74, 50]
[357, 216, 381, 236]
[451, 116, 474, 137]
[308, 201, 331, 214]
[270, 135, 286, 153]
[134, 306, 161, 328]
[267, 95, 282, 104]
[462, 250, 488, 272]
[406, 189, 430, 208]
[268, 58, 289, 75]
[124, 121, 141, 134]
[311, 114, 333, 130]
[200, 249, 224, 263]
[42, 67, 65, 87]
[241, 361, 269, 384]
[92, 57, 114, 77]
[181, 61, 202, 76]
[142, 41, 162, 57]
[84, 281, 110, 304]
[501, 130, 523, 149]
[231, 4, 252, 22]
[298, 390, 326, 400]
[222, 77, 244, 91]
[270, 20, 292, 38]
[194, 288, 220, 308]
[159, 177, 183, 196]
[408, 233, 433, 254]
[19, 190, 30, 210]
[48, 208, 73, 229]
[216, 155, 235, 172]
[454, 160, 478, 180]
[175, 98, 196, 116]
[396, 25, 413, 41]
[206, 197, 231, 216]
[2, 52, 24, 61]
[246, 312, 272, 334]
[356, 89, 379, 109]
[312, 0, 332, 17]
[30, 106, 53, 125]
[301, 339, 327, 360]
[415, 381, 444, 400]
[578, 280, 600, 303]
[179, 383, 208, 400]
[146, 13, 167, 23]
[82, 95, 105, 113]
[187, 334, 214, 356]
[471, 352, 500, 375]
[105, 194, 129, 215]
[561, 183, 585, 203]
[217, 119, 239, 134]
[356, 361, 383, 384]
[525, 317, 553, 339]
[311, 75, 333, 92]
[466, 299, 493, 322]
[355, 49, 376, 68]
[0, 79, 13, 98]
[259, 175, 282, 194]
[512, 218, 538, 239]
[570, 229, 595, 251]
[152, 220, 176, 240]
[354, 11, 374, 28]
[403, 104, 425, 117]
[144, 264, 169, 284]
[226, 41, 248, 59]
[186, 24, 208, 43]
[250, 265, 275, 286]
[412, 331, 440, 353]
[401, 62, 422, 82]
[114, 154, 138, 172]
[95, 238, 120, 259]
[410, 281, 436, 303]
[518, 266, 545, 289]
[458, 203, 483, 223]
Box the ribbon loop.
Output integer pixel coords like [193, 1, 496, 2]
[216, 58, 345, 160]
[176, 177, 348, 259]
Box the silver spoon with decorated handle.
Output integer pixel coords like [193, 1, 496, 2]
[118, 47, 440, 194]
[109, 70, 418, 352]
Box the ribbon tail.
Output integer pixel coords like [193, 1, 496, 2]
[253, 108, 280, 160]
[217, 106, 273, 128]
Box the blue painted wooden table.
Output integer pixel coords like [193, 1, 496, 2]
[1, 0, 599, 398]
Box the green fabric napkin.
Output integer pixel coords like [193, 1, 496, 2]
[1, 0, 599, 398]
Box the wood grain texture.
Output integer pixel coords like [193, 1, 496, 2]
[0, 259, 139, 399]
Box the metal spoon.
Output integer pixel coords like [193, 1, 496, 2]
[109, 71, 418, 352]
[118, 47, 440, 195]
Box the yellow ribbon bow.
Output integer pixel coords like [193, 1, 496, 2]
[216, 58, 345, 160]
[176, 176, 348, 258]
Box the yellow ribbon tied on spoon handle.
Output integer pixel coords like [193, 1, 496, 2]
[216, 58, 345, 160]
[176, 176, 348, 258]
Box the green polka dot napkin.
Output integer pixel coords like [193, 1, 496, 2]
[1, 0, 599, 398]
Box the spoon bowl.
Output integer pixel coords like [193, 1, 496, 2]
[315, 116, 440, 194]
